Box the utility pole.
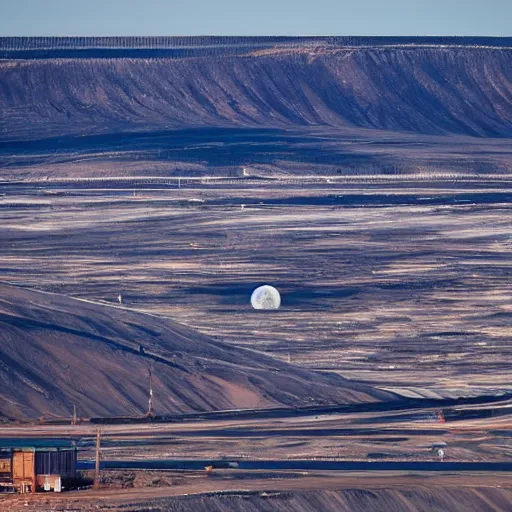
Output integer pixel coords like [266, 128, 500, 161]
[94, 429, 101, 489]
[72, 404, 77, 426]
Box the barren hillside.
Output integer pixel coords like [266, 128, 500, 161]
[93, 486, 512, 512]
[0, 283, 393, 420]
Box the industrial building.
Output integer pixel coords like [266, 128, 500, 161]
[0, 440, 77, 494]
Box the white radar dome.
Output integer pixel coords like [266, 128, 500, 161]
[251, 285, 281, 310]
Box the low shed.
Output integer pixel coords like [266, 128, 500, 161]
[0, 440, 77, 494]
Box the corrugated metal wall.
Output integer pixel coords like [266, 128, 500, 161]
[35, 450, 76, 478]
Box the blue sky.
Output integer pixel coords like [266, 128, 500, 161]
[1, 0, 510, 36]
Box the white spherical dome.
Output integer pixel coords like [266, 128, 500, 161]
[251, 285, 281, 310]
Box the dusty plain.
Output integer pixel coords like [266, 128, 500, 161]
[1, 174, 511, 398]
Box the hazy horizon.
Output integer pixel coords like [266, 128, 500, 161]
[1, 0, 510, 37]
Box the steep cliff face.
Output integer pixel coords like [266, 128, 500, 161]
[1, 40, 511, 141]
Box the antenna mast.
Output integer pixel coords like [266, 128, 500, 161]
[148, 367, 154, 417]
[93, 429, 101, 489]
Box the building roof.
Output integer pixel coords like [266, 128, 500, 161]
[0, 439, 77, 452]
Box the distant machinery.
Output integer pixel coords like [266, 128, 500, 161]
[430, 442, 447, 462]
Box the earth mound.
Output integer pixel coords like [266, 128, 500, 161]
[0, 283, 393, 420]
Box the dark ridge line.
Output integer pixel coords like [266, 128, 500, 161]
[0, 48, 266, 60]
[2, 36, 512, 50]
[1, 36, 512, 61]
[2, 41, 512, 60]
[89, 392, 512, 424]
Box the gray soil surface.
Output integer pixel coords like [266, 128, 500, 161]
[0, 282, 392, 420]
[1, 177, 511, 401]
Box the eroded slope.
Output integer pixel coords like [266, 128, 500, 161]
[1, 42, 511, 142]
